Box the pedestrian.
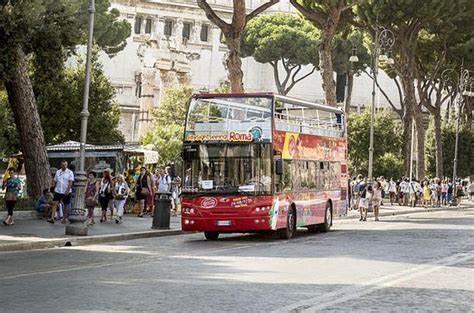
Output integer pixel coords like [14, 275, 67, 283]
[469, 179, 474, 201]
[379, 176, 386, 205]
[455, 179, 464, 206]
[2, 167, 21, 226]
[447, 179, 454, 205]
[113, 174, 129, 224]
[170, 176, 181, 216]
[157, 167, 172, 192]
[408, 179, 418, 208]
[373, 181, 382, 221]
[358, 177, 368, 221]
[353, 174, 363, 212]
[388, 177, 397, 206]
[422, 181, 431, 207]
[48, 160, 74, 224]
[36, 188, 53, 218]
[98, 169, 114, 223]
[85, 172, 98, 226]
[135, 167, 152, 217]
[441, 179, 448, 205]
[430, 179, 439, 207]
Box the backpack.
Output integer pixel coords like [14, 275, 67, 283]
[447, 184, 453, 193]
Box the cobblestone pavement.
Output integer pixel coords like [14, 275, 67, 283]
[0, 208, 472, 312]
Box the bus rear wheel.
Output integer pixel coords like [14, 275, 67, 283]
[318, 203, 332, 233]
[278, 207, 296, 239]
[204, 231, 219, 240]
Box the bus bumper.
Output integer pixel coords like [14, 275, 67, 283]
[181, 216, 272, 232]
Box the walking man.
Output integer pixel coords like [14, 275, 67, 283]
[48, 160, 74, 224]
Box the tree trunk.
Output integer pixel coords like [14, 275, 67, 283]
[226, 35, 244, 93]
[402, 108, 412, 177]
[345, 72, 353, 114]
[433, 107, 443, 178]
[4, 47, 51, 199]
[319, 26, 337, 106]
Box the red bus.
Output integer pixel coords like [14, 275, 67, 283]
[181, 93, 348, 240]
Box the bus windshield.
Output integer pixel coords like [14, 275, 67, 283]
[182, 144, 272, 195]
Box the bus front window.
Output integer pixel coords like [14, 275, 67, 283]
[182, 144, 272, 195]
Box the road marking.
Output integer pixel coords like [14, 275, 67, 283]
[273, 251, 474, 312]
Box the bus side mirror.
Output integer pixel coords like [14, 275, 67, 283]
[275, 159, 283, 175]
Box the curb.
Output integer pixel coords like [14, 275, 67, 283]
[0, 229, 185, 253]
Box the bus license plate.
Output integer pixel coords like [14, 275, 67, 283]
[217, 220, 231, 226]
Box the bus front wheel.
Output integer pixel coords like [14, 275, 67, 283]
[278, 207, 296, 239]
[204, 231, 219, 240]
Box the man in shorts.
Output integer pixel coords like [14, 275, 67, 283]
[48, 160, 74, 224]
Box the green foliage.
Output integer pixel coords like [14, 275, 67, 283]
[213, 81, 231, 93]
[151, 85, 192, 127]
[242, 13, 319, 66]
[374, 152, 404, 180]
[0, 91, 19, 157]
[31, 50, 124, 145]
[426, 118, 474, 179]
[144, 85, 193, 166]
[347, 109, 403, 177]
[332, 31, 370, 75]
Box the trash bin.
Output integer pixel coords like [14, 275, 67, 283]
[152, 191, 172, 229]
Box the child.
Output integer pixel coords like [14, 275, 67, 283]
[36, 188, 53, 218]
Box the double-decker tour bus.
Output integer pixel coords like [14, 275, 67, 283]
[181, 93, 348, 240]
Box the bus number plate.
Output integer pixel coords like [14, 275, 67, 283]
[217, 220, 231, 226]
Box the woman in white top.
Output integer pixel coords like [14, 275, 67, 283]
[113, 175, 129, 224]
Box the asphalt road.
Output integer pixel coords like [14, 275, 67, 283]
[0, 208, 472, 312]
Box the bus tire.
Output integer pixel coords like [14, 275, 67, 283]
[278, 206, 296, 239]
[318, 202, 332, 233]
[204, 231, 219, 240]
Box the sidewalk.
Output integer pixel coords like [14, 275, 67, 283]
[343, 202, 472, 220]
[0, 214, 183, 252]
[0, 203, 471, 252]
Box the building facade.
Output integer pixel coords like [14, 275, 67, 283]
[101, 0, 399, 142]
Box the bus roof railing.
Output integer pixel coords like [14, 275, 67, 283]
[274, 95, 344, 115]
[192, 93, 344, 115]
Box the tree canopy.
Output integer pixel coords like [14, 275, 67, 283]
[347, 109, 403, 178]
[0, 0, 130, 198]
[241, 13, 319, 95]
[143, 85, 193, 166]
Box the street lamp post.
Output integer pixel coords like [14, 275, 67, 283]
[441, 66, 471, 203]
[367, 27, 394, 184]
[66, 0, 95, 236]
[453, 67, 470, 185]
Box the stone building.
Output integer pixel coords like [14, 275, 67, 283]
[101, 0, 399, 142]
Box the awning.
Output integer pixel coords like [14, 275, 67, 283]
[123, 147, 159, 164]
